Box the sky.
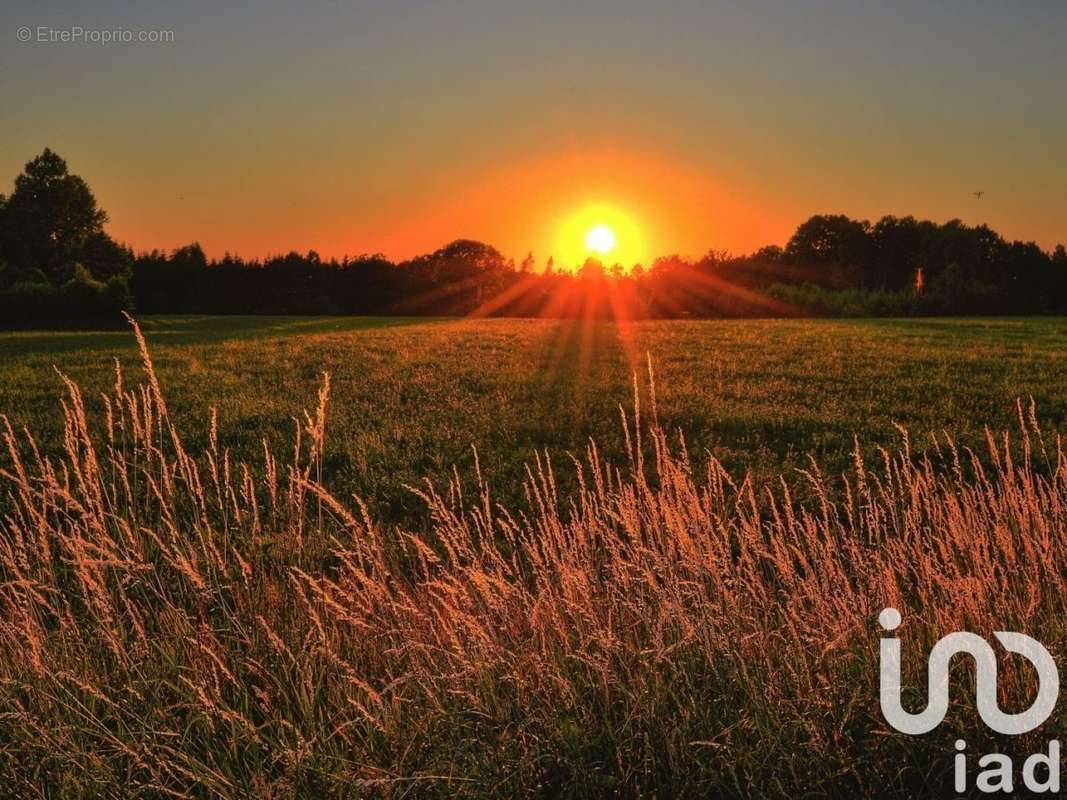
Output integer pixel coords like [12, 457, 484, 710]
[2, 0, 1065, 267]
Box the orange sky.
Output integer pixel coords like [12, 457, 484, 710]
[357, 149, 786, 268]
[66, 141, 799, 269]
[2, 2, 1064, 266]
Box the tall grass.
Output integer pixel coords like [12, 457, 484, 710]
[1, 317, 1066, 798]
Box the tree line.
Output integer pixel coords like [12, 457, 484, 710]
[2, 149, 1065, 327]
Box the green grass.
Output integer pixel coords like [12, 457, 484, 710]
[2, 314, 1066, 525]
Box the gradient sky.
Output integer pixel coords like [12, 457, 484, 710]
[2, 0, 1065, 266]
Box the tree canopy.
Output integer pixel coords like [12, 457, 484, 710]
[0, 149, 132, 325]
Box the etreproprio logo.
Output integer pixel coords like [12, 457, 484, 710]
[879, 607, 1061, 793]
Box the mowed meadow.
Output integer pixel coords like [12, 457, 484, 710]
[3, 315, 1067, 798]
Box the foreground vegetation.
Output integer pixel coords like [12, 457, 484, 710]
[1, 316, 1067, 797]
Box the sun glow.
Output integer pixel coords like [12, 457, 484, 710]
[555, 203, 647, 271]
[585, 224, 616, 255]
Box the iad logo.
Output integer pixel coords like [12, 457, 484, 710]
[878, 608, 1062, 793]
[879, 607, 1059, 735]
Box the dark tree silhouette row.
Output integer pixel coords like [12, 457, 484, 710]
[2, 149, 1065, 327]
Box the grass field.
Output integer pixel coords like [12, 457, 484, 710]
[3, 315, 1067, 798]
[2, 314, 1065, 525]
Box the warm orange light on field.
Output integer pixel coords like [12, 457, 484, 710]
[555, 204, 647, 270]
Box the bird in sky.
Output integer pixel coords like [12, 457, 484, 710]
[973, 190, 985, 199]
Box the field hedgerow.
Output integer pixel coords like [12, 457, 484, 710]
[1, 316, 1066, 798]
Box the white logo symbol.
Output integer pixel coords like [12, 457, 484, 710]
[879, 607, 1059, 735]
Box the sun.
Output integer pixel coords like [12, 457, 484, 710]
[585, 224, 616, 255]
[555, 203, 646, 270]
[584, 224, 617, 255]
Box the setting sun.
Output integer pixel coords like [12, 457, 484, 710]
[585, 224, 616, 255]
[555, 203, 647, 270]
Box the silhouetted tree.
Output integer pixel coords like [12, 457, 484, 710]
[870, 216, 932, 290]
[0, 149, 133, 325]
[0, 149, 114, 284]
[785, 214, 873, 286]
[578, 257, 605, 280]
[81, 230, 133, 282]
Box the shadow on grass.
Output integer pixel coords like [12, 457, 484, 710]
[0, 315, 448, 356]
